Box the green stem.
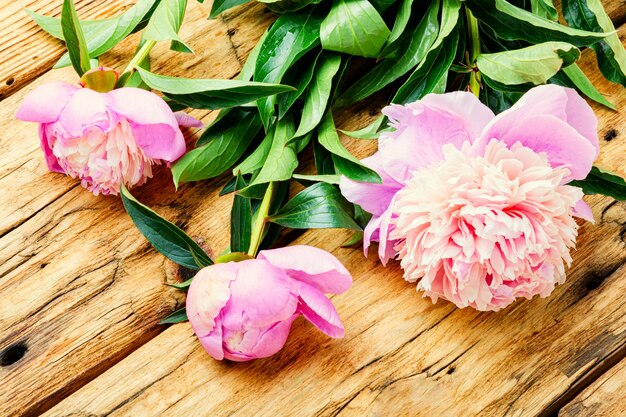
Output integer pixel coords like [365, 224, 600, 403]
[120, 39, 157, 85]
[465, 8, 481, 97]
[247, 182, 276, 257]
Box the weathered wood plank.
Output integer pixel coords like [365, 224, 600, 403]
[40, 25, 626, 417]
[559, 359, 626, 417]
[0, 0, 138, 100]
[0, 3, 273, 416]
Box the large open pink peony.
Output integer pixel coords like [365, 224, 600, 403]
[16, 80, 201, 195]
[340, 85, 599, 311]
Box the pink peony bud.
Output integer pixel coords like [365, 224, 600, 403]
[16, 80, 201, 195]
[186, 246, 352, 361]
[340, 85, 599, 311]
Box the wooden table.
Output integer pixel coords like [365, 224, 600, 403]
[1, 1, 625, 416]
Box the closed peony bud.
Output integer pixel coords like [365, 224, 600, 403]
[16, 71, 202, 195]
[186, 246, 352, 361]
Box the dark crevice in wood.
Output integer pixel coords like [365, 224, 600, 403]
[0, 341, 28, 366]
[537, 341, 626, 417]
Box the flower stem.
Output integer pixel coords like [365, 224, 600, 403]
[465, 8, 481, 97]
[119, 39, 157, 86]
[247, 181, 275, 257]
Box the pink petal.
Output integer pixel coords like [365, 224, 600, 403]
[258, 246, 353, 294]
[105, 88, 186, 161]
[174, 111, 204, 128]
[197, 316, 225, 360]
[296, 281, 344, 338]
[485, 114, 596, 180]
[221, 260, 298, 329]
[421, 91, 495, 139]
[339, 152, 404, 217]
[224, 315, 297, 361]
[363, 202, 398, 265]
[16, 81, 78, 123]
[186, 263, 237, 338]
[573, 199, 594, 223]
[380, 101, 476, 183]
[57, 88, 111, 137]
[39, 125, 64, 173]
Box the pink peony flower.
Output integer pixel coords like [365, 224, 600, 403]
[16, 78, 201, 195]
[340, 85, 598, 311]
[186, 246, 352, 361]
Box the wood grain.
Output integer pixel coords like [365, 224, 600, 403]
[559, 359, 626, 417]
[0, 0, 624, 416]
[40, 22, 626, 417]
[0, 3, 272, 416]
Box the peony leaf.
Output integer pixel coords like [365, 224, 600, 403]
[259, 0, 324, 14]
[255, 9, 324, 129]
[159, 307, 188, 324]
[61, 0, 91, 76]
[294, 53, 342, 138]
[465, 0, 607, 47]
[143, 0, 192, 53]
[476, 42, 580, 85]
[551, 64, 616, 110]
[277, 50, 321, 120]
[120, 185, 213, 270]
[293, 174, 342, 186]
[569, 166, 626, 201]
[208, 0, 251, 18]
[26, 0, 158, 68]
[231, 173, 253, 253]
[136, 67, 294, 110]
[530, 0, 558, 21]
[561, 0, 626, 86]
[268, 183, 361, 230]
[335, 0, 440, 107]
[320, 0, 391, 58]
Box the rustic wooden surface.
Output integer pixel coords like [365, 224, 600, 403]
[0, 1, 625, 416]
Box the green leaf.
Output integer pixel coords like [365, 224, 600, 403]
[61, 0, 91, 76]
[255, 10, 324, 129]
[166, 278, 193, 290]
[393, 21, 459, 104]
[268, 182, 360, 230]
[171, 111, 261, 185]
[476, 42, 580, 85]
[246, 115, 298, 187]
[209, 0, 251, 18]
[234, 130, 274, 175]
[260, 0, 324, 13]
[293, 174, 342, 185]
[136, 67, 293, 110]
[28, 0, 159, 68]
[466, 0, 607, 47]
[159, 307, 188, 324]
[317, 113, 381, 183]
[569, 166, 626, 201]
[340, 116, 387, 139]
[231, 173, 252, 253]
[277, 50, 321, 120]
[561, 0, 626, 86]
[559, 64, 615, 110]
[531, 0, 558, 21]
[320, 0, 391, 58]
[294, 53, 342, 138]
[143, 0, 192, 53]
[379, 0, 415, 57]
[120, 185, 213, 270]
[314, 140, 336, 175]
[335, 0, 440, 107]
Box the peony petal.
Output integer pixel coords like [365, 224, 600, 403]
[296, 281, 344, 338]
[258, 245, 352, 295]
[16, 81, 78, 123]
[573, 199, 594, 223]
[39, 125, 64, 173]
[221, 260, 298, 329]
[57, 88, 111, 137]
[197, 316, 225, 360]
[421, 91, 495, 139]
[339, 152, 404, 217]
[174, 111, 204, 128]
[244, 315, 298, 360]
[186, 263, 237, 338]
[106, 88, 186, 161]
[484, 114, 596, 180]
[379, 101, 477, 183]
[481, 85, 599, 156]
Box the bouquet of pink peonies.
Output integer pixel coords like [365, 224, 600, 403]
[17, 0, 626, 361]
